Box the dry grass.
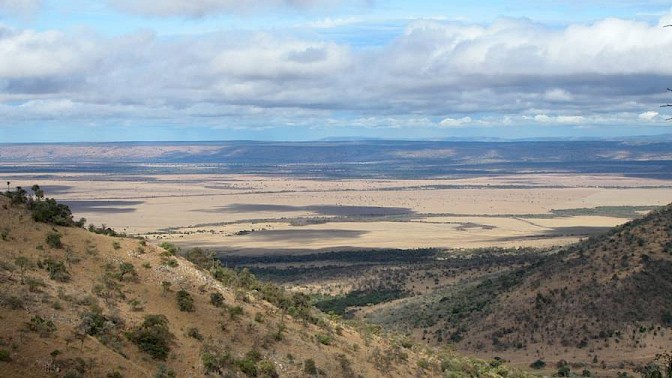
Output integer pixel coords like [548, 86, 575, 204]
[4, 173, 671, 253]
[0, 195, 533, 377]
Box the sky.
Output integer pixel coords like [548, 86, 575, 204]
[1, 0, 672, 142]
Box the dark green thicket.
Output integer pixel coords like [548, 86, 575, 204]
[2, 185, 84, 227]
[126, 315, 174, 360]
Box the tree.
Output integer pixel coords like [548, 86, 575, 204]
[118, 262, 137, 281]
[31, 184, 44, 200]
[14, 256, 32, 284]
[126, 314, 174, 360]
[176, 290, 194, 312]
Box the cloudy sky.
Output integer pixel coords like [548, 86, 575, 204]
[1, 0, 672, 142]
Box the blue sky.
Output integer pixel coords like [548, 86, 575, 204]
[1, 0, 672, 142]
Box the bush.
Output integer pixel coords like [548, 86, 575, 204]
[557, 365, 571, 377]
[31, 198, 76, 226]
[228, 305, 244, 319]
[258, 360, 278, 378]
[202, 350, 234, 374]
[315, 333, 333, 345]
[126, 315, 174, 360]
[304, 359, 317, 375]
[26, 315, 57, 337]
[210, 292, 225, 307]
[236, 351, 261, 377]
[176, 290, 194, 312]
[112, 241, 121, 250]
[236, 358, 257, 377]
[117, 262, 137, 281]
[38, 258, 71, 282]
[0, 349, 10, 362]
[159, 242, 178, 256]
[154, 364, 175, 378]
[187, 327, 203, 341]
[530, 359, 546, 369]
[46, 232, 63, 249]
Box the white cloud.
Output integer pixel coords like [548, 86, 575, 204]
[638, 111, 660, 121]
[108, 0, 365, 17]
[440, 116, 472, 127]
[2, 14, 672, 131]
[0, 26, 101, 79]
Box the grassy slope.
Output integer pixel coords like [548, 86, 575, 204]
[0, 195, 530, 378]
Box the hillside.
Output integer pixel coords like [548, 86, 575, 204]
[0, 192, 529, 377]
[367, 204, 672, 375]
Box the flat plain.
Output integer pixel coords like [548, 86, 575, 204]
[2, 171, 670, 252]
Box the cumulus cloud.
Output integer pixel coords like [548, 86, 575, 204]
[108, 0, 365, 17]
[0, 27, 101, 79]
[2, 14, 672, 131]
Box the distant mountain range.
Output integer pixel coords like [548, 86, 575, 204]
[1, 139, 672, 179]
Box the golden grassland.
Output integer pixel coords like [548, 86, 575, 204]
[3, 172, 671, 253]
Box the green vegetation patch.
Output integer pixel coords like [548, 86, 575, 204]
[313, 289, 406, 316]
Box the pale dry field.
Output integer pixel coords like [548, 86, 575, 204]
[4, 172, 672, 252]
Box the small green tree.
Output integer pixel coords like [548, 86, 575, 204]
[176, 290, 194, 312]
[46, 232, 63, 249]
[126, 315, 174, 360]
[118, 262, 137, 281]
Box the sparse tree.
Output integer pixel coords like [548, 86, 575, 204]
[14, 256, 32, 284]
[31, 184, 44, 200]
[118, 262, 137, 281]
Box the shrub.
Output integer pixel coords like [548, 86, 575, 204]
[228, 305, 244, 319]
[176, 290, 194, 312]
[38, 258, 70, 282]
[164, 258, 178, 267]
[304, 359, 317, 375]
[117, 262, 137, 281]
[558, 365, 571, 377]
[254, 312, 264, 323]
[154, 364, 175, 378]
[26, 315, 57, 337]
[159, 242, 178, 256]
[202, 350, 234, 374]
[530, 359, 546, 369]
[236, 358, 257, 377]
[210, 292, 225, 307]
[112, 241, 121, 250]
[31, 198, 75, 226]
[258, 360, 278, 378]
[187, 327, 203, 341]
[315, 333, 333, 345]
[126, 315, 174, 360]
[0, 349, 10, 362]
[46, 232, 63, 249]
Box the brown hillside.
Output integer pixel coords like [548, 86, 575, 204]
[0, 194, 529, 377]
[469, 204, 672, 352]
[364, 204, 672, 375]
